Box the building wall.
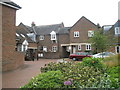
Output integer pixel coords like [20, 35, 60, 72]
[69, 17, 98, 53]
[0, 4, 2, 72]
[59, 34, 70, 58]
[37, 33, 70, 59]
[29, 43, 37, 48]
[70, 17, 98, 43]
[2, 5, 24, 71]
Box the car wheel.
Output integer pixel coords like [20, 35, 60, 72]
[72, 58, 76, 61]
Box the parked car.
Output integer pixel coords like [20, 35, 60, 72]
[69, 52, 92, 61]
[92, 52, 115, 58]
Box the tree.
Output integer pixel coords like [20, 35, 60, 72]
[89, 29, 113, 54]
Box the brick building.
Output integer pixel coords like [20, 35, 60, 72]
[1, 0, 24, 71]
[106, 20, 120, 54]
[61, 16, 99, 54]
[35, 23, 70, 59]
[18, 16, 100, 59]
[16, 23, 38, 60]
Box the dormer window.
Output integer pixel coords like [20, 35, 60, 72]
[74, 31, 79, 37]
[50, 31, 56, 40]
[39, 35, 44, 40]
[88, 31, 94, 37]
[115, 27, 120, 35]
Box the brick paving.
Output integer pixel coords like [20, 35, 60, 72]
[2, 59, 58, 88]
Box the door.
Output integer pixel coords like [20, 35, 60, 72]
[73, 46, 76, 54]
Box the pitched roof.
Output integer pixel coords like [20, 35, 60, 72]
[34, 23, 64, 35]
[1, 0, 21, 9]
[18, 23, 33, 33]
[114, 20, 120, 27]
[103, 25, 113, 32]
[16, 27, 35, 43]
[57, 27, 70, 34]
[70, 16, 97, 29]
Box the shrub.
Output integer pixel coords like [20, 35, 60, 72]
[82, 57, 104, 69]
[40, 61, 113, 88]
[102, 54, 120, 67]
[21, 61, 119, 89]
[20, 70, 63, 88]
[41, 62, 74, 73]
[106, 66, 120, 88]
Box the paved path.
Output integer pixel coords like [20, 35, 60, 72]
[2, 59, 58, 88]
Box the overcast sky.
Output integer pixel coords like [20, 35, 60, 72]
[12, 0, 119, 27]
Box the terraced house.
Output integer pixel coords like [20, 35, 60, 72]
[18, 16, 101, 59]
[35, 23, 70, 59]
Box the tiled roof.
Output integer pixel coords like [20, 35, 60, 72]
[16, 27, 35, 43]
[34, 23, 65, 35]
[57, 27, 70, 34]
[114, 20, 120, 27]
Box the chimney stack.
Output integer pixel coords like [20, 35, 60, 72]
[31, 22, 36, 27]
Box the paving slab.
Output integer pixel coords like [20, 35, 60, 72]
[2, 59, 58, 88]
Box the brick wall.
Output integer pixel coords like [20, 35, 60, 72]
[2, 5, 24, 72]
[70, 17, 98, 43]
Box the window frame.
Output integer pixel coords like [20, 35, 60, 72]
[39, 35, 44, 40]
[88, 30, 94, 37]
[115, 27, 120, 35]
[86, 44, 91, 50]
[115, 46, 120, 54]
[43, 46, 47, 52]
[78, 45, 81, 51]
[51, 34, 56, 40]
[52, 46, 57, 52]
[74, 31, 79, 37]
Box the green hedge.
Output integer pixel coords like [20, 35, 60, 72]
[20, 70, 63, 88]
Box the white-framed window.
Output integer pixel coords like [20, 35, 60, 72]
[115, 46, 120, 54]
[78, 45, 81, 50]
[39, 35, 44, 40]
[50, 31, 56, 40]
[51, 34, 56, 40]
[88, 31, 94, 37]
[86, 44, 91, 50]
[52, 46, 57, 52]
[38, 53, 43, 57]
[74, 31, 79, 37]
[115, 27, 120, 35]
[43, 46, 47, 52]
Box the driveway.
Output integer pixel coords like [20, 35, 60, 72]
[2, 59, 59, 88]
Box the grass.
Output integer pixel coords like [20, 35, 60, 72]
[102, 54, 120, 67]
